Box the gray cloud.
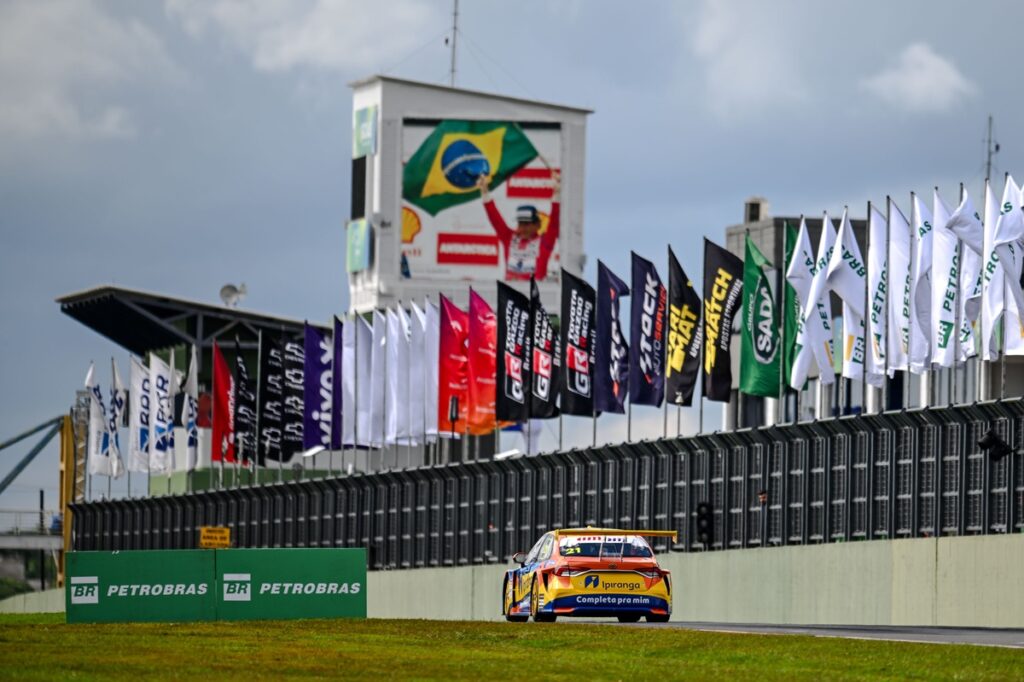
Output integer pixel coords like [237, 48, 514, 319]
[861, 43, 976, 114]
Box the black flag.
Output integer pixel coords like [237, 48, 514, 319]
[559, 269, 596, 416]
[234, 338, 258, 464]
[529, 277, 559, 419]
[665, 248, 703, 406]
[629, 251, 667, 407]
[496, 282, 531, 422]
[281, 337, 305, 459]
[256, 336, 283, 464]
[702, 239, 744, 402]
[594, 261, 629, 414]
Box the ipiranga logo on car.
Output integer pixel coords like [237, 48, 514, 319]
[581, 575, 642, 592]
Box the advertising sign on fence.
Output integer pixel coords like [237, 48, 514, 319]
[199, 526, 231, 549]
[66, 549, 367, 624]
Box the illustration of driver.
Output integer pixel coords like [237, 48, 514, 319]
[476, 170, 560, 281]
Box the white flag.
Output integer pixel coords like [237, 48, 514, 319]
[409, 302, 428, 444]
[930, 190, 958, 368]
[908, 193, 934, 374]
[826, 208, 869, 382]
[948, 189, 984, 360]
[183, 345, 199, 471]
[982, 179, 1004, 360]
[109, 359, 126, 465]
[128, 355, 150, 472]
[148, 352, 175, 474]
[787, 219, 824, 388]
[798, 213, 838, 384]
[992, 175, 1024, 355]
[424, 298, 440, 442]
[342, 314, 373, 447]
[866, 203, 888, 383]
[85, 362, 123, 478]
[887, 201, 912, 374]
[368, 310, 387, 448]
[385, 307, 411, 445]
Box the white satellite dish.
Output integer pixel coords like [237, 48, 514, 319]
[219, 283, 247, 307]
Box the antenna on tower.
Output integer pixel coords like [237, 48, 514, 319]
[449, 0, 458, 87]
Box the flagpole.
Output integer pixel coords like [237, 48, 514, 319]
[169, 347, 176, 495]
[952, 184, 964, 407]
[558, 414, 564, 451]
[978, 180, 989, 402]
[698, 395, 704, 435]
[779, 224, 787, 421]
[676, 405, 681, 437]
[1001, 174, 1009, 401]
[662, 400, 667, 439]
[883, 197, 892, 412]
[627, 401, 632, 442]
[864, 201, 871, 413]
[906, 192, 915, 409]
[254, 331, 262, 486]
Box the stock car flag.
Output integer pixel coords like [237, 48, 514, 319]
[702, 239, 744, 402]
[559, 269, 596, 416]
[665, 247, 702, 407]
[402, 121, 539, 216]
[497, 282, 532, 423]
[211, 342, 236, 463]
[594, 261, 629, 414]
[629, 252, 667, 407]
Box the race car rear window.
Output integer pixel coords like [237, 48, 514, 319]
[558, 535, 653, 558]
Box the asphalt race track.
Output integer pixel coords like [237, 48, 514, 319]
[586, 622, 1024, 648]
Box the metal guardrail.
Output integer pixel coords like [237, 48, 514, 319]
[69, 400, 1024, 569]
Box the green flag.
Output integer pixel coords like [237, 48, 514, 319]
[782, 222, 801, 390]
[740, 234, 781, 397]
[402, 120, 539, 216]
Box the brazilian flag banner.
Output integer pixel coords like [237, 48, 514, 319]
[739, 235, 781, 398]
[402, 120, 539, 216]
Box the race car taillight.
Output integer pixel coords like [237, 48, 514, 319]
[636, 570, 662, 579]
[554, 566, 574, 577]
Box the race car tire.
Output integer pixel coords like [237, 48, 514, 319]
[616, 614, 642, 623]
[646, 614, 670, 623]
[530, 581, 556, 623]
[506, 614, 529, 623]
[503, 578, 528, 622]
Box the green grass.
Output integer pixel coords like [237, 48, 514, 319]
[0, 614, 1021, 680]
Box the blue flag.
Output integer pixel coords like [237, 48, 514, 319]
[594, 260, 629, 414]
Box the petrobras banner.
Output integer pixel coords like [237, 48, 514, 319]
[629, 251, 667, 407]
[281, 338, 305, 459]
[866, 204, 888, 384]
[530, 277, 560, 418]
[931, 190, 959, 369]
[496, 281, 531, 423]
[302, 323, 333, 450]
[128, 355, 150, 473]
[665, 248, 702, 406]
[85, 362, 122, 478]
[908, 193, 934, 374]
[887, 202, 912, 373]
[594, 261, 629, 414]
[702, 239, 744, 402]
[559, 269, 596, 416]
[148, 353, 175, 474]
[257, 337, 284, 464]
[66, 548, 367, 624]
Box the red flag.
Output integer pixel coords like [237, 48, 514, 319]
[466, 289, 498, 435]
[438, 295, 469, 436]
[212, 342, 236, 463]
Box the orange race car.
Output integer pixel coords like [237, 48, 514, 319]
[502, 528, 676, 623]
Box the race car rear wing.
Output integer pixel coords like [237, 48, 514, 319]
[555, 528, 678, 543]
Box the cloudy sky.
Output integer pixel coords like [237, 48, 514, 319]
[1, 0, 1021, 510]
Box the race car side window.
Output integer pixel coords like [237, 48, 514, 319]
[537, 534, 555, 561]
[524, 536, 545, 565]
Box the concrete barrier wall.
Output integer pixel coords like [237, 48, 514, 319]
[367, 535, 1024, 628]
[6, 536, 1023, 626]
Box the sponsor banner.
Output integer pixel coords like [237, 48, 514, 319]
[331, 318, 344, 450]
[594, 261, 629, 414]
[148, 353, 175, 473]
[66, 550, 215, 624]
[234, 341, 257, 464]
[436, 233, 500, 266]
[66, 549, 367, 623]
[346, 219, 372, 273]
[303, 323, 333, 449]
[127, 356, 150, 472]
[530, 277, 560, 418]
[400, 120, 562, 285]
[438, 295, 469, 435]
[212, 343, 236, 463]
[352, 105, 378, 158]
[496, 282, 532, 422]
[467, 290, 499, 434]
[665, 248, 702, 406]
[281, 338, 305, 459]
[257, 337, 284, 464]
[629, 252, 667, 407]
[740, 235, 781, 397]
[216, 548, 366, 621]
[559, 269, 596, 416]
[702, 239, 744, 402]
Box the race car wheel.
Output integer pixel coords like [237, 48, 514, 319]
[530, 581, 556, 623]
[504, 578, 528, 623]
[616, 614, 642, 623]
[646, 613, 670, 623]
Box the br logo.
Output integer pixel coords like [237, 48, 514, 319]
[70, 576, 99, 605]
[222, 573, 252, 602]
[584, 575, 600, 588]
